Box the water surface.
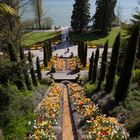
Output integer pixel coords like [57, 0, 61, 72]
[22, 0, 138, 26]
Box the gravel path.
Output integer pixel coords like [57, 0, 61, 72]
[24, 45, 112, 67]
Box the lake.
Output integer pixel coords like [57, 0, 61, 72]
[22, 0, 138, 26]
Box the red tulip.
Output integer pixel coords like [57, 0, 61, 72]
[38, 115, 42, 123]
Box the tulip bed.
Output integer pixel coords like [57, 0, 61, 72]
[66, 58, 76, 70]
[28, 83, 62, 140]
[55, 58, 64, 71]
[68, 83, 128, 140]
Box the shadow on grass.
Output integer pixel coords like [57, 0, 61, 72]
[71, 31, 109, 41]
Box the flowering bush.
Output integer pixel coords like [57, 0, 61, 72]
[31, 44, 43, 50]
[28, 83, 62, 140]
[49, 57, 56, 65]
[68, 83, 129, 140]
[40, 64, 46, 71]
[55, 58, 64, 71]
[66, 58, 76, 70]
[53, 40, 61, 45]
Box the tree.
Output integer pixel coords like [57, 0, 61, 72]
[81, 42, 85, 65]
[83, 43, 88, 67]
[78, 41, 81, 59]
[78, 41, 84, 63]
[78, 41, 85, 64]
[131, 13, 140, 25]
[30, 65, 38, 87]
[88, 52, 94, 81]
[32, 0, 43, 29]
[71, 0, 90, 33]
[137, 40, 140, 59]
[0, 2, 16, 16]
[18, 45, 32, 90]
[46, 42, 51, 61]
[28, 51, 32, 64]
[7, 43, 17, 62]
[130, 12, 140, 59]
[36, 57, 42, 81]
[19, 46, 32, 90]
[117, 38, 128, 75]
[2, 0, 20, 31]
[19, 45, 25, 60]
[24, 68, 32, 90]
[105, 33, 120, 93]
[0, 0, 23, 49]
[114, 26, 139, 103]
[48, 40, 52, 59]
[28, 51, 38, 87]
[97, 40, 108, 90]
[93, 0, 117, 34]
[92, 48, 99, 83]
[114, 3, 123, 26]
[43, 43, 48, 67]
[0, 61, 26, 90]
[125, 5, 140, 34]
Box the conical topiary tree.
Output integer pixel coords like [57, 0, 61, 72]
[78, 41, 82, 60]
[24, 68, 32, 90]
[114, 26, 139, 103]
[8, 43, 17, 62]
[48, 40, 52, 59]
[28, 51, 32, 64]
[19, 45, 25, 60]
[79, 42, 83, 64]
[92, 48, 99, 83]
[19, 46, 32, 90]
[136, 36, 140, 59]
[105, 33, 120, 93]
[97, 40, 108, 90]
[81, 42, 85, 65]
[83, 43, 88, 67]
[47, 43, 50, 61]
[78, 41, 87, 65]
[43, 43, 48, 67]
[30, 65, 38, 87]
[36, 57, 42, 81]
[20, 49, 32, 90]
[88, 52, 94, 81]
[28, 51, 38, 87]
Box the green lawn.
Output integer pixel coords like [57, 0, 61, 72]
[71, 27, 127, 47]
[21, 31, 57, 47]
[21, 28, 127, 47]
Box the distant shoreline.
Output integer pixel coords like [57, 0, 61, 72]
[22, 26, 70, 33]
[21, 0, 138, 26]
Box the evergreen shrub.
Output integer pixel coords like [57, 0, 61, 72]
[84, 82, 97, 98]
[40, 78, 54, 86]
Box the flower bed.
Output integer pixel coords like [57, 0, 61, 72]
[55, 58, 64, 71]
[28, 83, 62, 140]
[66, 58, 76, 70]
[31, 44, 43, 50]
[40, 57, 56, 71]
[68, 83, 128, 140]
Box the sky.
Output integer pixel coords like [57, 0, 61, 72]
[21, 0, 139, 26]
